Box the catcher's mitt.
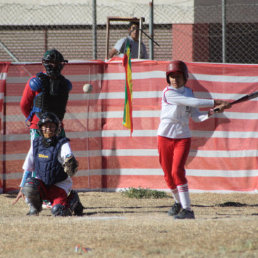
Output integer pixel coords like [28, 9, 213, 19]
[63, 156, 79, 177]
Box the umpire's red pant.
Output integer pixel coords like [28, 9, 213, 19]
[158, 136, 191, 189]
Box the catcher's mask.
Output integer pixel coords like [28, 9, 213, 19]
[166, 60, 188, 84]
[38, 112, 61, 146]
[42, 49, 68, 78]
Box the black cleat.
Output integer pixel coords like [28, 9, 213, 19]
[73, 201, 84, 216]
[174, 209, 195, 219]
[168, 202, 182, 216]
[26, 206, 40, 216]
[67, 190, 84, 216]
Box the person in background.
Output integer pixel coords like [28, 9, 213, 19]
[157, 60, 231, 219]
[108, 21, 148, 59]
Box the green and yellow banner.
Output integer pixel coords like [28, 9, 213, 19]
[122, 40, 133, 135]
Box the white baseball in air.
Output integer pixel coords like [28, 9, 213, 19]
[83, 84, 93, 93]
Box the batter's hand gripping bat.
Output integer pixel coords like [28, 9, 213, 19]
[214, 91, 258, 112]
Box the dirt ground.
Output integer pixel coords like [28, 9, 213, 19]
[0, 191, 258, 258]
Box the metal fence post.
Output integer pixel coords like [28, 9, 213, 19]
[92, 0, 97, 60]
[222, 0, 226, 63]
[138, 17, 144, 59]
[44, 28, 48, 53]
[149, 1, 154, 60]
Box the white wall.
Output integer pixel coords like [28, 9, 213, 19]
[1, 0, 258, 25]
[0, 0, 194, 25]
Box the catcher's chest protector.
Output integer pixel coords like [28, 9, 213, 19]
[33, 136, 69, 185]
[34, 73, 70, 121]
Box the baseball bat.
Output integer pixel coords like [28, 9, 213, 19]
[214, 91, 258, 112]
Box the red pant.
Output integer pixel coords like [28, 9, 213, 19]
[158, 136, 191, 189]
[38, 180, 68, 207]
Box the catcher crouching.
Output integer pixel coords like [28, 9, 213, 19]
[22, 112, 83, 216]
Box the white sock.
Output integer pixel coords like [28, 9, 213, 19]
[171, 188, 180, 203]
[177, 184, 191, 210]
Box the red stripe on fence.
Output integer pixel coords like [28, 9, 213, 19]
[1, 61, 257, 193]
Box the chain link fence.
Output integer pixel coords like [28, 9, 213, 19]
[1, 0, 258, 63]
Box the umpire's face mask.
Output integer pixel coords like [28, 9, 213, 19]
[43, 60, 63, 78]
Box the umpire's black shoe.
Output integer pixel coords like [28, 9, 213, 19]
[174, 209, 195, 219]
[168, 202, 182, 216]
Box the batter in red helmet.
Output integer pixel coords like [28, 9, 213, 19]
[157, 60, 230, 219]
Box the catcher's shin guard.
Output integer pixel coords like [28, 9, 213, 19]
[67, 190, 84, 216]
[51, 204, 72, 217]
[22, 178, 42, 215]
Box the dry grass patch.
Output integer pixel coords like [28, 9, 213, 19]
[0, 191, 257, 257]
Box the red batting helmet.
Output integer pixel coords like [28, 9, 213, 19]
[166, 60, 188, 84]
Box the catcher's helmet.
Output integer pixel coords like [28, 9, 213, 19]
[42, 49, 67, 63]
[42, 49, 68, 78]
[38, 112, 61, 141]
[166, 60, 188, 84]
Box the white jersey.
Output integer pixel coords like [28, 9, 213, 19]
[157, 85, 214, 139]
[22, 141, 73, 194]
[114, 36, 148, 59]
